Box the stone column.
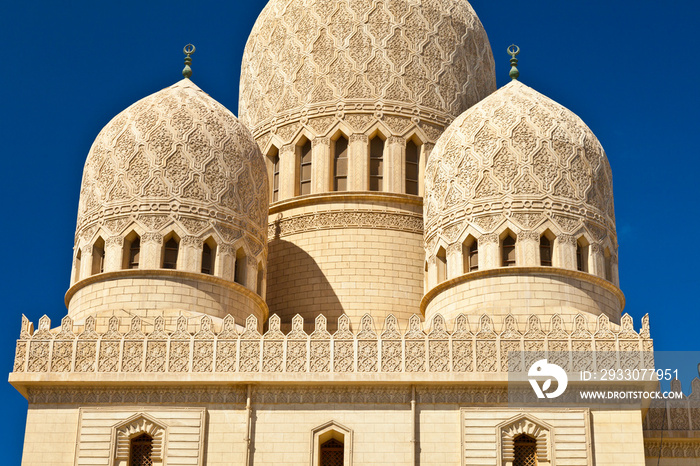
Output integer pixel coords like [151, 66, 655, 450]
[426, 256, 438, 290]
[517, 231, 540, 267]
[279, 143, 297, 200]
[589, 243, 605, 278]
[217, 244, 235, 281]
[246, 256, 259, 291]
[446, 243, 463, 279]
[181, 236, 203, 273]
[104, 236, 124, 272]
[479, 234, 500, 269]
[312, 137, 331, 194]
[348, 134, 369, 191]
[386, 136, 405, 193]
[555, 234, 577, 270]
[141, 233, 163, 269]
[79, 244, 94, 280]
[420, 143, 434, 197]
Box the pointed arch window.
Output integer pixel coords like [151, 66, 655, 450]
[369, 136, 384, 192]
[436, 247, 447, 283]
[92, 237, 105, 275]
[128, 237, 141, 269]
[256, 261, 264, 296]
[405, 139, 419, 195]
[163, 237, 179, 269]
[201, 243, 213, 275]
[540, 236, 552, 267]
[74, 249, 82, 282]
[333, 136, 348, 191]
[463, 236, 478, 272]
[576, 239, 588, 272]
[502, 235, 516, 267]
[299, 139, 312, 195]
[234, 248, 247, 286]
[320, 438, 344, 466]
[129, 433, 153, 466]
[271, 147, 280, 202]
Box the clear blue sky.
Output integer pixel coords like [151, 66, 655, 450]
[2, 0, 699, 462]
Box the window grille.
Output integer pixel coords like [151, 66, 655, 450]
[540, 236, 552, 266]
[299, 140, 312, 195]
[369, 136, 384, 192]
[129, 433, 153, 466]
[320, 438, 344, 466]
[513, 434, 537, 466]
[334, 136, 348, 191]
[405, 139, 419, 195]
[502, 236, 516, 267]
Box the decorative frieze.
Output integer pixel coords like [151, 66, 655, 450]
[268, 210, 423, 239]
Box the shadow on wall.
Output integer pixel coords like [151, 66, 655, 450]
[266, 221, 344, 333]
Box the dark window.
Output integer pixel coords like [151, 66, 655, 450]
[299, 140, 312, 195]
[502, 236, 516, 267]
[320, 438, 344, 466]
[406, 139, 419, 195]
[271, 149, 280, 202]
[576, 243, 586, 272]
[201, 243, 213, 275]
[129, 433, 153, 466]
[513, 434, 537, 466]
[369, 136, 384, 191]
[468, 242, 479, 272]
[334, 136, 348, 191]
[540, 236, 552, 267]
[235, 249, 247, 286]
[129, 238, 140, 269]
[163, 238, 178, 269]
[436, 247, 447, 283]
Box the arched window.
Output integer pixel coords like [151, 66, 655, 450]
[513, 434, 537, 466]
[299, 139, 312, 195]
[540, 236, 552, 267]
[234, 248, 247, 286]
[75, 249, 82, 282]
[128, 237, 140, 269]
[201, 243, 213, 275]
[576, 239, 588, 272]
[502, 235, 516, 267]
[270, 147, 280, 202]
[462, 236, 478, 273]
[162, 237, 179, 269]
[320, 438, 344, 466]
[405, 139, 419, 195]
[91, 237, 105, 275]
[604, 247, 612, 282]
[129, 433, 153, 466]
[333, 135, 348, 191]
[369, 136, 384, 192]
[436, 247, 447, 283]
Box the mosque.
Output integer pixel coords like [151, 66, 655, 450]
[9, 0, 700, 465]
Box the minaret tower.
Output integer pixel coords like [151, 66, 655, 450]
[239, 0, 497, 329]
[68, 46, 269, 329]
[423, 47, 623, 326]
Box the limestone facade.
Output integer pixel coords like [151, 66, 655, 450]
[10, 0, 700, 465]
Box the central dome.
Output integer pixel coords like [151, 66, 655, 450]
[239, 0, 496, 143]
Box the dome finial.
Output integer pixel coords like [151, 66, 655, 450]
[182, 44, 196, 79]
[508, 44, 520, 80]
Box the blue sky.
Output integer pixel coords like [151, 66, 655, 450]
[2, 0, 699, 462]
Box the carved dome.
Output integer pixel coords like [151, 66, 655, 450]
[424, 80, 616, 251]
[76, 79, 268, 254]
[239, 0, 496, 146]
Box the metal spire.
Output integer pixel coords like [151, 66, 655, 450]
[508, 44, 520, 80]
[182, 44, 196, 79]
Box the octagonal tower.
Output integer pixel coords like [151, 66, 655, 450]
[240, 0, 496, 329]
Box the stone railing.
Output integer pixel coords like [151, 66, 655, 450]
[13, 311, 653, 375]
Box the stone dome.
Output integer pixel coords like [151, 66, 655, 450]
[424, 80, 617, 254]
[76, 78, 269, 255]
[239, 0, 496, 146]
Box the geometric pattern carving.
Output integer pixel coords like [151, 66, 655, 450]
[13, 312, 654, 376]
[425, 80, 617, 264]
[239, 0, 496, 149]
[75, 79, 268, 262]
[114, 413, 166, 462]
[499, 414, 551, 463]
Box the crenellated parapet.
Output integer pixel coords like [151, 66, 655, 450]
[12, 312, 653, 377]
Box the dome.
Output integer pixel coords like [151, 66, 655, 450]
[76, 79, 269, 255]
[424, 79, 616, 252]
[239, 0, 496, 146]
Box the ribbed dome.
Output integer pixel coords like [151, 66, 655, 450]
[424, 80, 616, 251]
[76, 79, 268, 253]
[239, 0, 496, 146]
